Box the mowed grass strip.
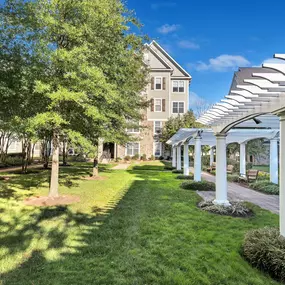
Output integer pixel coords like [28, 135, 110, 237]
[0, 162, 280, 285]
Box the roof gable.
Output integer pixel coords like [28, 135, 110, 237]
[149, 41, 191, 79]
[144, 44, 173, 70]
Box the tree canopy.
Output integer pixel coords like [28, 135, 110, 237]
[160, 110, 202, 145]
[0, 0, 149, 196]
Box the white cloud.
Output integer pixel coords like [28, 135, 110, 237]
[253, 58, 285, 67]
[178, 40, 200, 50]
[262, 58, 285, 64]
[151, 2, 176, 10]
[157, 24, 180, 35]
[189, 54, 250, 72]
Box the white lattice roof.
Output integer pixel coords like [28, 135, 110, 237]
[197, 54, 285, 133]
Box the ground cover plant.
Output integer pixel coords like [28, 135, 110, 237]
[0, 161, 280, 285]
[242, 227, 285, 282]
[199, 200, 253, 217]
[172, 169, 183, 174]
[249, 181, 279, 195]
[176, 174, 194, 180]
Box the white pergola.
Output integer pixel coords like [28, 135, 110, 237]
[168, 127, 279, 187]
[170, 53, 285, 236]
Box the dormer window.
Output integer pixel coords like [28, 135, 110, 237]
[172, 80, 185, 93]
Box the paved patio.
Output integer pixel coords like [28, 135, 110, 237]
[190, 168, 279, 214]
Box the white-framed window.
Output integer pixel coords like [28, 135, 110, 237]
[126, 142, 140, 156]
[9, 140, 17, 151]
[154, 121, 162, 134]
[155, 77, 162, 90]
[126, 120, 140, 133]
[172, 80, 185, 93]
[172, 101, 185, 114]
[127, 128, 140, 133]
[154, 98, 162, 112]
[154, 142, 162, 157]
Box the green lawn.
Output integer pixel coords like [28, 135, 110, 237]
[253, 165, 270, 173]
[0, 162, 280, 285]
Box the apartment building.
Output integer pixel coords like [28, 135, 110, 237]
[101, 41, 192, 160]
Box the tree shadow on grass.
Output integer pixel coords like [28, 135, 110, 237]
[0, 164, 105, 200]
[0, 172, 149, 285]
[0, 168, 187, 285]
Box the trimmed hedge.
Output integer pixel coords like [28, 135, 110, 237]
[199, 200, 253, 217]
[249, 181, 279, 195]
[242, 227, 285, 282]
[164, 166, 175, 171]
[176, 174, 194, 180]
[180, 180, 215, 191]
[172, 169, 183, 174]
[227, 174, 239, 182]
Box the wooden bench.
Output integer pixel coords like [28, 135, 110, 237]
[207, 162, 216, 172]
[227, 165, 234, 174]
[238, 169, 259, 183]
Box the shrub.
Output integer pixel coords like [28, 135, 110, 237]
[176, 174, 194, 180]
[249, 181, 279, 195]
[159, 156, 164, 160]
[199, 200, 253, 217]
[202, 165, 209, 172]
[172, 169, 183, 174]
[164, 166, 175, 171]
[150, 155, 155, 161]
[242, 227, 285, 282]
[2, 156, 23, 167]
[180, 180, 215, 191]
[69, 154, 87, 162]
[115, 157, 122, 162]
[132, 154, 140, 160]
[210, 170, 216, 176]
[141, 154, 147, 161]
[124, 155, 131, 161]
[258, 171, 270, 180]
[202, 155, 210, 167]
[246, 162, 253, 170]
[227, 174, 239, 182]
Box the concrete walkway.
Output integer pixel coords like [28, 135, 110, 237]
[190, 168, 279, 214]
[112, 164, 130, 170]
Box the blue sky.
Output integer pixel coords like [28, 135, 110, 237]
[127, 0, 285, 108]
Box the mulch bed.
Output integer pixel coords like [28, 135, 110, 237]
[24, 195, 80, 207]
[0, 176, 10, 181]
[83, 176, 108, 181]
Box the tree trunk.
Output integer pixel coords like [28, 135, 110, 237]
[62, 139, 67, 166]
[49, 132, 59, 198]
[21, 140, 27, 173]
[31, 143, 35, 162]
[93, 157, 98, 177]
[24, 142, 31, 174]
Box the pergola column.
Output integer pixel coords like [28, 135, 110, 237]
[240, 142, 246, 177]
[214, 133, 230, 206]
[194, 136, 202, 181]
[210, 147, 214, 166]
[270, 138, 278, 184]
[280, 115, 285, 236]
[177, 145, 182, 171]
[172, 146, 177, 168]
[183, 142, 189, 175]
